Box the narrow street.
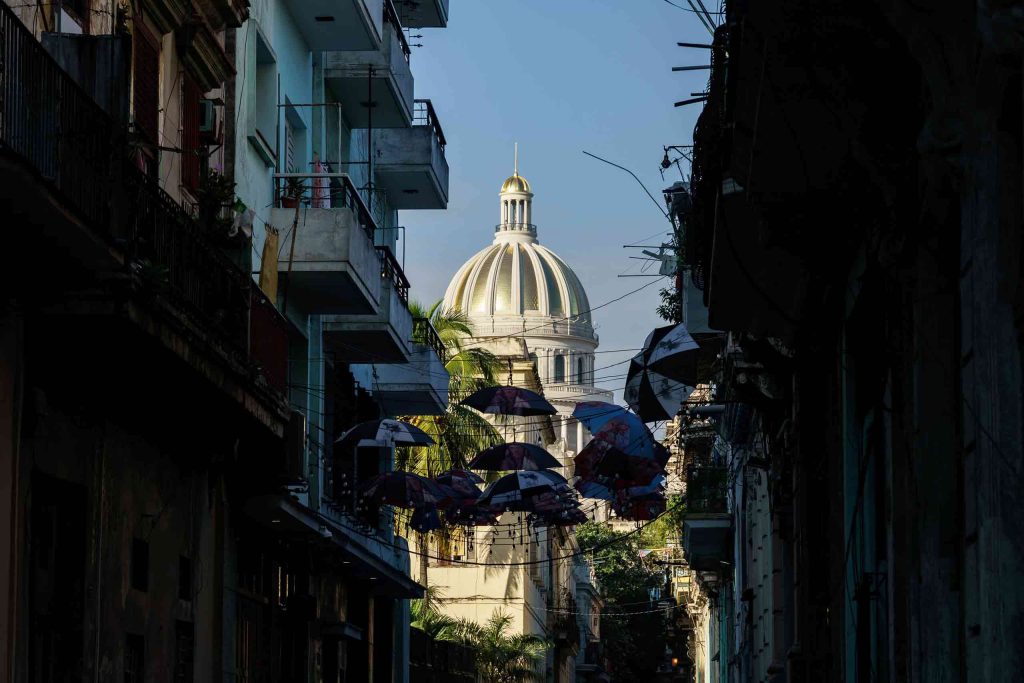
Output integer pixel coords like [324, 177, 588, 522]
[0, 1, 1022, 682]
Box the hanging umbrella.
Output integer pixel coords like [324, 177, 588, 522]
[544, 507, 589, 526]
[624, 324, 700, 422]
[461, 386, 557, 416]
[446, 505, 500, 526]
[572, 401, 630, 434]
[574, 442, 665, 487]
[468, 442, 562, 471]
[410, 507, 444, 532]
[359, 471, 447, 509]
[437, 468, 485, 484]
[575, 480, 615, 501]
[434, 469, 485, 499]
[592, 419, 657, 459]
[477, 471, 562, 510]
[337, 419, 435, 448]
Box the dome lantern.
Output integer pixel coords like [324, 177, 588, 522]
[498, 143, 535, 238]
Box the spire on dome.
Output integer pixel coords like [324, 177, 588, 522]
[514, 142, 518, 176]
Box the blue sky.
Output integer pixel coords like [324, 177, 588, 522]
[402, 0, 712, 401]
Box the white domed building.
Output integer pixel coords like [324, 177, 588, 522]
[443, 162, 613, 456]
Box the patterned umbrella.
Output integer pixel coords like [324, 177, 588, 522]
[574, 442, 665, 486]
[573, 402, 657, 458]
[477, 471, 565, 510]
[468, 442, 562, 471]
[434, 469, 485, 499]
[337, 419, 435, 448]
[572, 401, 630, 433]
[410, 507, 443, 532]
[624, 324, 700, 422]
[359, 471, 446, 509]
[461, 386, 557, 416]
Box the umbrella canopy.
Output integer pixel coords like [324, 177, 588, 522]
[434, 469, 484, 499]
[410, 507, 443, 532]
[468, 442, 562, 471]
[461, 386, 557, 416]
[478, 471, 564, 510]
[588, 417, 657, 460]
[543, 507, 590, 526]
[624, 324, 700, 422]
[575, 480, 615, 501]
[337, 419, 435, 448]
[574, 442, 665, 486]
[359, 471, 446, 509]
[572, 401, 630, 434]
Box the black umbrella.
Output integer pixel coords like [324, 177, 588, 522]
[336, 419, 435, 448]
[359, 471, 447, 508]
[461, 386, 557, 416]
[467, 442, 562, 471]
[625, 323, 700, 422]
[477, 471, 566, 511]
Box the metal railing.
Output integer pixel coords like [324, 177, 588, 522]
[412, 317, 446, 362]
[685, 465, 728, 513]
[384, 0, 412, 62]
[0, 2, 115, 233]
[376, 245, 410, 305]
[272, 173, 378, 241]
[413, 99, 446, 148]
[495, 223, 537, 237]
[0, 2, 255, 360]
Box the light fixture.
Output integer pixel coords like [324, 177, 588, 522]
[271, 518, 281, 524]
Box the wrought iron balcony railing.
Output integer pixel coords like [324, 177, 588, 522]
[0, 2, 263, 368]
[412, 317, 446, 362]
[376, 245, 410, 305]
[685, 465, 728, 514]
[413, 99, 446, 149]
[273, 172, 378, 242]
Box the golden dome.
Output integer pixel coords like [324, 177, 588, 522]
[501, 173, 532, 193]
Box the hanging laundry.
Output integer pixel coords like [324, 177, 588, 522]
[258, 225, 280, 302]
[311, 154, 331, 208]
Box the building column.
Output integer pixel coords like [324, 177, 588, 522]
[577, 420, 584, 451]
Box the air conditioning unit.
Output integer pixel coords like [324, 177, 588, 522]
[199, 99, 216, 142]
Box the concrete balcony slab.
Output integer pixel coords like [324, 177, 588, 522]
[281, 0, 383, 52]
[324, 16, 413, 128]
[373, 319, 449, 415]
[393, 0, 448, 28]
[683, 514, 732, 571]
[269, 205, 380, 315]
[323, 248, 413, 363]
[374, 100, 449, 209]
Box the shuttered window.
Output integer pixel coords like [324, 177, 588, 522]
[182, 74, 201, 192]
[132, 23, 160, 148]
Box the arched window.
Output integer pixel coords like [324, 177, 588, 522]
[576, 357, 585, 385]
[554, 354, 565, 383]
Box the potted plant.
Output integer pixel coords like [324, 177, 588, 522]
[281, 169, 304, 209]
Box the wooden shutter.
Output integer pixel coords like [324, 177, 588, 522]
[182, 74, 201, 191]
[132, 23, 160, 147]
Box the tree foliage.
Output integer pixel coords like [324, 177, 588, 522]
[576, 522, 668, 682]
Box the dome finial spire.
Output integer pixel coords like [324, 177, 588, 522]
[514, 142, 519, 176]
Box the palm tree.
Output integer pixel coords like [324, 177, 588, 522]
[397, 300, 504, 589]
[443, 610, 551, 683]
[410, 587, 461, 640]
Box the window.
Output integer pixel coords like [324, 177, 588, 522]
[125, 633, 145, 683]
[576, 357, 585, 385]
[174, 621, 195, 683]
[181, 74, 202, 192]
[132, 22, 160, 149]
[178, 556, 192, 601]
[250, 29, 278, 166]
[554, 355, 565, 383]
[131, 538, 149, 592]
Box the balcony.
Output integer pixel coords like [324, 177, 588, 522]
[374, 100, 449, 209]
[372, 318, 449, 416]
[323, 246, 413, 363]
[682, 465, 731, 571]
[323, 4, 413, 129]
[393, 0, 448, 28]
[281, 0, 384, 52]
[270, 173, 381, 315]
[0, 2, 287, 433]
